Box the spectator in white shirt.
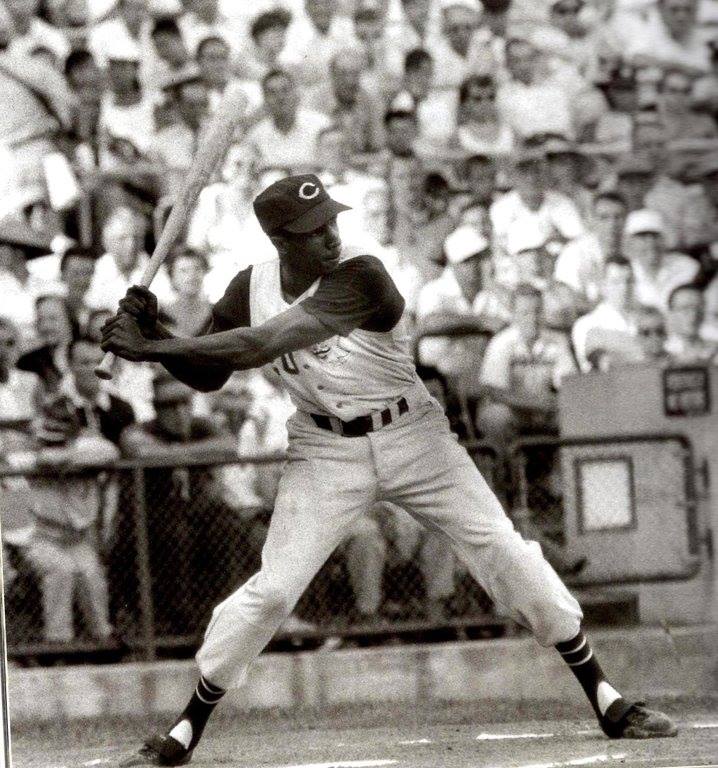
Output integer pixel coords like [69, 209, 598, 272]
[86, 207, 172, 311]
[572, 255, 639, 372]
[278, 0, 357, 89]
[454, 73, 513, 156]
[664, 283, 717, 361]
[177, 0, 240, 59]
[244, 69, 331, 173]
[5, 0, 70, 60]
[237, 8, 293, 83]
[620, 0, 712, 74]
[89, 0, 155, 72]
[490, 146, 585, 287]
[196, 35, 259, 115]
[623, 209, 700, 311]
[477, 282, 577, 449]
[554, 191, 628, 305]
[165, 248, 212, 337]
[146, 16, 192, 93]
[417, 225, 511, 378]
[97, 37, 156, 170]
[0, 316, 40, 423]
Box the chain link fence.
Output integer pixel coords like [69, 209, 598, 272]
[2, 445, 509, 664]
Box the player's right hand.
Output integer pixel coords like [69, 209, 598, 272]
[119, 286, 158, 337]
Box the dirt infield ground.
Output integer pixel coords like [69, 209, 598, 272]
[12, 697, 718, 768]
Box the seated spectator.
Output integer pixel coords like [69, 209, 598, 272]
[591, 62, 636, 152]
[701, 272, 718, 342]
[64, 49, 105, 148]
[352, 4, 404, 93]
[25, 393, 119, 644]
[659, 68, 718, 142]
[16, 294, 74, 393]
[542, 136, 594, 224]
[395, 0, 440, 53]
[618, 0, 713, 74]
[454, 74, 513, 156]
[429, 0, 491, 89]
[692, 39, 718, 118]
[409, 171, 457, 278]
[0, 316, 41, 424]
[306, 47, 386, 157]
[97, 37, 157, 171]
[456, 153, 498, 230]
[88, 0, 155, 71]
[196, 35, 259, 116]
[165, 248, 212, 337]
[4, 0, 69, 60]
[146, 16, 192, 94]
[237, 8, 293, 83]
[490, 146, 584, 287]
[572, 256, 639, 372]
[59, 246, 96, 338]
[611, 153, 655, 212]
[477, 283, 577, 454]
[177, 0, 241, 59]
[634, 305, 670, 361]
[690, 150, 718, 247]
[148, 65, 211, 193]
[0, 217, 56, 343]
[554, 191, 628, 305]
[119, 370, 236, 634]
[278, 0, 357, 89]
[417, 225, 510, 379]
[664, 283, 718, 361]
[497, 36, 577, 141]
[86, 206, 173, 311]
[243, 69, 331, 173]
[623, 209, 699, 311]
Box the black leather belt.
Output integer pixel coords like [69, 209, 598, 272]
[311, 397, 409, 437]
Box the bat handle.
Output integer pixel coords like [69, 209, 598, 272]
[94, 351, 116, 380]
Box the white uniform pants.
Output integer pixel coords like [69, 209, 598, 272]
[196, 399, 582, 689]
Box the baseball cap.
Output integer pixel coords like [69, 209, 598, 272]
[624, 209, 664, 237]
[253, 174, 351, 235]
[444, 225, 490, 264]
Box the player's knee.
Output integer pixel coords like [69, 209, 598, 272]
[254, 580, 296, 622]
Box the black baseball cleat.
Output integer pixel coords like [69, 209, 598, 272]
[600, 699, 678, 739]
[119, 733, 193, 767]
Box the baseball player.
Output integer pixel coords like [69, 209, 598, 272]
[101, 174, 677, 766]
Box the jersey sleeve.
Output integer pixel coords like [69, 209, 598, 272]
[206, 265, 252, 333]
[299, 255, 405, 336]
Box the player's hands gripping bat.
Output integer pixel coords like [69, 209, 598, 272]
[95, 87, 248, 379]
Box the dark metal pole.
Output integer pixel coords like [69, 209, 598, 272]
[131, 468, 156, 661]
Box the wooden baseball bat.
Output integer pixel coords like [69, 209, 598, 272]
[95, 88, 248, 380]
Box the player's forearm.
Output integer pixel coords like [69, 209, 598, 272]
[143, 326, 274, 372]
[149, 322, 234, 392]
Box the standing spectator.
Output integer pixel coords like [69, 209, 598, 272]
[86, 206, 173, 311]
[243, 69, 331, 172]
[658, 68, 718, 141]
[306, 47, 386, 157]
[571, 256, 638, 372]
[664, 283, 717, 361]
[25, 394, 118, 644]
[477, 283, 577, 454]
[97, 37, 156, 170]
[623, 209, 699, 311]
[165, 248, 212, 337]
[454, 74, 513, 156]
[554, 191, 628, 305]
[619, 0, 713, 74]
[279, 0, 357, 89]
[4, 0, 69, 60]
[148, 66, 211, 192]
[237, 8, 293, 84]
[417, 224, 510, 378]
[16, 294, 73, 393]
[0, 316, 40, 424]
[59, 246, 96, 338]
[490, 147, 584, 287]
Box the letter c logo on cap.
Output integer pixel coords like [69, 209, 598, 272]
[298, 182, 320, 200]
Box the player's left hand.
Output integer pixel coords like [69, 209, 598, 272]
[100, 312, 150, 362]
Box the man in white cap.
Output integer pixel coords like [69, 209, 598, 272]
[416, 223, 511, 379]
[623, 208, 699, 311]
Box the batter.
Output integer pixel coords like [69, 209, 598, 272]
[101, 174, 677, 766]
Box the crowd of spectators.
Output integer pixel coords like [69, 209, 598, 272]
[1, 0, 718, 650]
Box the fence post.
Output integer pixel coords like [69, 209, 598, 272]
[131, 467, 156, 661]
